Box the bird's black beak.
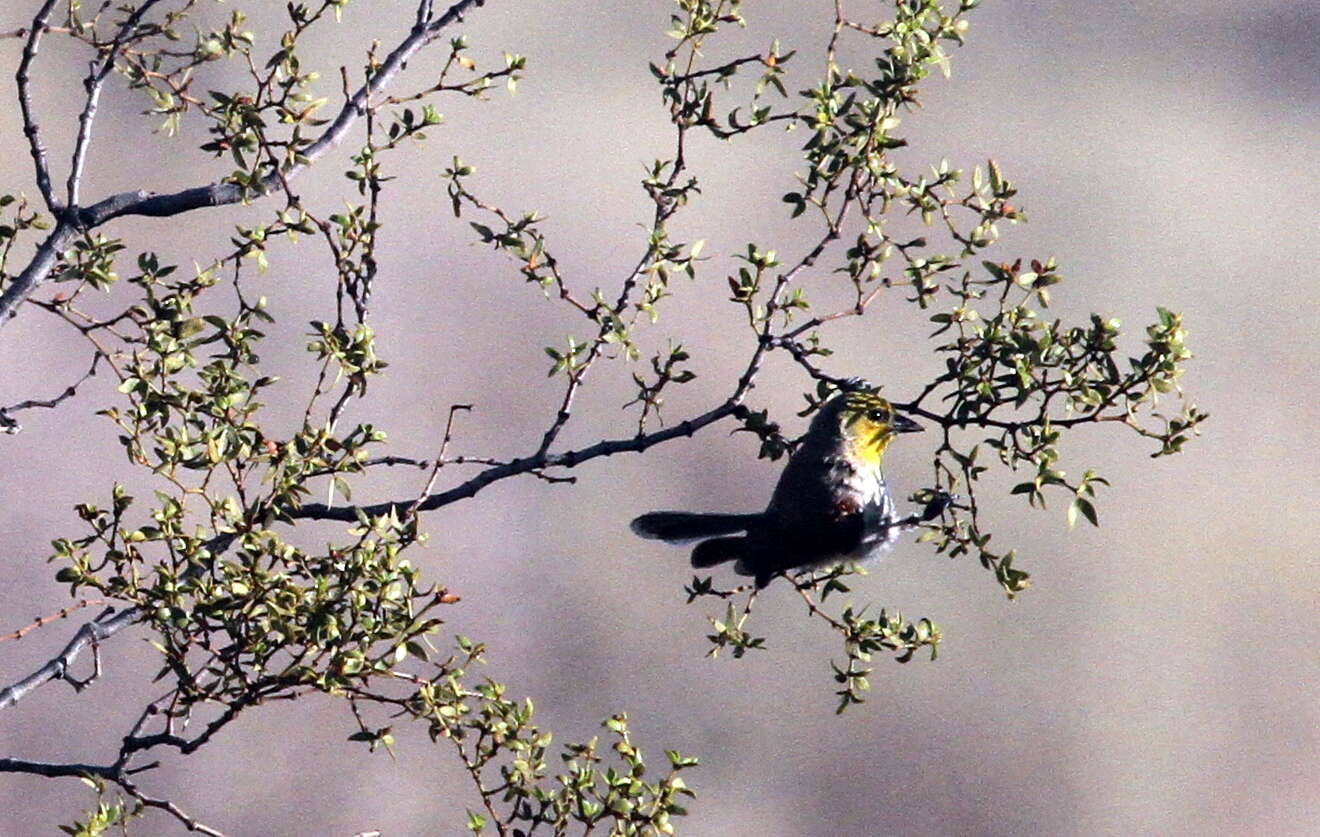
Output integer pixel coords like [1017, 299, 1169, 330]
[891, 413, 924, 433]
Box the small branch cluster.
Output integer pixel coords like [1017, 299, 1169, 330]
[688, 559, 942, 714]
[349, 639, 699, 836]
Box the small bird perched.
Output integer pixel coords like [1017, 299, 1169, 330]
[631, 388, 944, 588]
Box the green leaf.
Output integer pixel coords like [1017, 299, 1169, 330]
[465, 810, 486, 833]
[1075, 497, 1099, 527]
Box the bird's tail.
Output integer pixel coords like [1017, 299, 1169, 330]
[692, 538, 774, 588]
[691, 536, 748, 569]
[629, 511, 763, 544]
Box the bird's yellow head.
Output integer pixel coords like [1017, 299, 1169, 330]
[836, 390, 924, 467]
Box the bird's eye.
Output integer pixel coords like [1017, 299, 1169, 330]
[867, 409, 888, 423]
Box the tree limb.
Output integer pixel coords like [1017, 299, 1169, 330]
[14, 0, 62, 213]
[0, 607, 137, 709]
[293, 398, 750, 522]
[66, 0, 166, 208]
[0, 0, 492, 328]
[0, 352, 101, 434]
[0, 757, 118, 780]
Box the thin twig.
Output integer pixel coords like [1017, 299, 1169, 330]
[0, 599, 108, 643]
[794, 578, 849, 634]
[0, 352, 102, 433]
[406, 403, 472, 519]
[120, 777, 230, 837]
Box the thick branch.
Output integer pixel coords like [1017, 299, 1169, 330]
[0, 757, 118, 780]
[0, 530, 236, 711]
[294, 399, 750, 522]
[0, 606, 138, 709]
[0, 217, 77, 330]
[67, 1, 166, 207]
[75, 0, 486, 228]
[14, 0, 62, 212]
[0, 0, 492, 328]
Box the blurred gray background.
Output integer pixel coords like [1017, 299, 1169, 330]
[1, 1, 1317, 835]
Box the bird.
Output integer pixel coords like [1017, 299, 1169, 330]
[630, 388, 944, 588]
